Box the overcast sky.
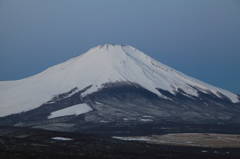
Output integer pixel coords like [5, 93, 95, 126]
[0, 0, 240, 94]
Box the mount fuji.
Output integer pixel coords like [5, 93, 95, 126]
[0, 44, 240, 135]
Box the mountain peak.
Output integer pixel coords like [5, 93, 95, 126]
[92, 44, 124, 51]
[0, 45, 239, 117]
[97, 44, 127, 48]
[89, 44, 140, 57]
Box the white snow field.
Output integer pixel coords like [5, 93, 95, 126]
[48, 103, 93, 119]
[0, 44, 239, 117]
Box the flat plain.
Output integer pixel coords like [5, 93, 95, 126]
[114, 133, 240, 148]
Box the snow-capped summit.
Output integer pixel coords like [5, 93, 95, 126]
[0, 44, 239, 118]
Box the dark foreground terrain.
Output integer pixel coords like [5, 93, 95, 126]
[0, 126, 240, 159]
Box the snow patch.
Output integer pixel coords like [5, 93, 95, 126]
[100, 120, 109, 123]
[113, 136, 150, 141]
[48, 103, 92, 119]
[52, 137, 73, 141]
[95, 101, 102, 105]
[140, 119, 153, 122]
[142, 115, 152, 118]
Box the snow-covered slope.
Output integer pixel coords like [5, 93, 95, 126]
[0, 44, 239, 117]
[48, 103, 93, 119]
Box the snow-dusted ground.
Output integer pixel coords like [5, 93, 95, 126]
[99, 120, 109, 123]
[142, 115, 153, 118]
[113, 136, 150, 141]
[0, 44, 239, 117]
[52, 137, 73, 141]
[48, 103, 92, 119]
[139, 119, 153, 122]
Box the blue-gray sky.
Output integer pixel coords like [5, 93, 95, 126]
[0, 0, 240, 94]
